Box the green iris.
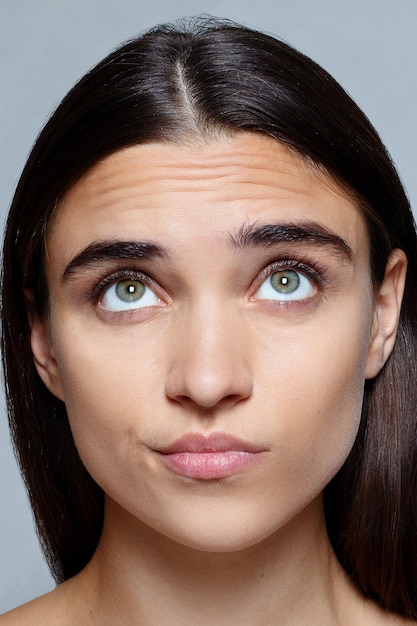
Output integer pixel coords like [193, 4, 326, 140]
[270, 270, 300, 294]
[115, 279, 145, 302]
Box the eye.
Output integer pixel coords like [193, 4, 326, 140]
[255, 269, 315, 301]
[100, 278, 161, 312]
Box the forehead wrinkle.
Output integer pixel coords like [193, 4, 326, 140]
[58, 137, 323, 201]
[133, 159, 318, 193]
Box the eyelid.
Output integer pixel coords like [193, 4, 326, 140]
[91, 267, 169, 319]
[256, 257, 327, 287]
[251, 256, 329, 305]
[86, 258, 328, 316]
[92, 268, 157, 301]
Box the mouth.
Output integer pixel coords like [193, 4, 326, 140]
[157, 432, 267, 480]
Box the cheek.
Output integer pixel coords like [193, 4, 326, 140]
[50, 328, 161, 478]
[256, 304, 372, 490]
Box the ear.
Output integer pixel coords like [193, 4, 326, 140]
[24, 290, 65, 401]
[365, 249, 407, 379]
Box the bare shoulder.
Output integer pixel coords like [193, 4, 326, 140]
[395, 617, 417, 626]
[390, 617, 417, 626]
[0, 590, 60, 625]
[366, 604, 417, 626]
[0, 579, 85, 626]
[362, 603, 417, 626]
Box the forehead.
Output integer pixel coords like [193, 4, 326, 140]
[49, 133, 367, 255]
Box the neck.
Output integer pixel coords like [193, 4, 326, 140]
[71, 496, 369, 625]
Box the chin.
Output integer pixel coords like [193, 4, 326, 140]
[171, 529, 268, 554]
[145, 499, 320, 556]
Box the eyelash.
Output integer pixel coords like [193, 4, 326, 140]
[257, 257, 329, 289]
[88, 256, 329, 315]
[249, 256, 329, 309]
[91, 268, 157, 302]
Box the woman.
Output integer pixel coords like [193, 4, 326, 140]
[1, 17, 416, 624]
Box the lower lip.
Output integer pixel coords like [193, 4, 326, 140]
[159, 451, 262, 480]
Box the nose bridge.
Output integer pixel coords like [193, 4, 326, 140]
[165, 294, 253, 409]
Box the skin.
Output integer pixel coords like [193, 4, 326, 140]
[1, 133, 409, 624]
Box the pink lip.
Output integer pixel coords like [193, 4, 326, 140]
[158, 432, 266, 480]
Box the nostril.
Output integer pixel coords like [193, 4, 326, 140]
[165, 369, 253, 411]
[165, 393, 251, 423]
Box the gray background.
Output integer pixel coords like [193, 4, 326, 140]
[1, 0, 416, 613]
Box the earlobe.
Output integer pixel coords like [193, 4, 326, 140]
[24, 290, 65, 401]
[365, 249, 407, 379]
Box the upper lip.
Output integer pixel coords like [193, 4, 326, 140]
[159, 432, 265, 454]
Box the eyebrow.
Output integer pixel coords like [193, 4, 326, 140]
[62, 221, 353, 280]
[62, 240, 167, 280]
[229, 221, 353, 259]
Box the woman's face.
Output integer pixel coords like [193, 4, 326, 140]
[32, 134, 395, 551]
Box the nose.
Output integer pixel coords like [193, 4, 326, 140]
[164, 304, 253, 411]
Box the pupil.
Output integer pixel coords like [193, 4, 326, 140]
[116, 279, 145, 302]
[271, 270, 299, 294]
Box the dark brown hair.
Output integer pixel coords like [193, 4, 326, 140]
[2, 17, 417, 618]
